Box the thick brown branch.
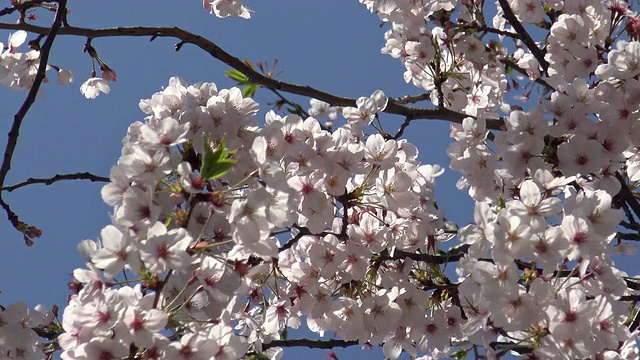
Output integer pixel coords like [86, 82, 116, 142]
[619, 295, 640, 302]
[0, 12, 66, 187]
[395, 93, 430, 105]
[0, 0, 50, 18]
[262, 338, 360, 350]
[0, 172, 109, 192]
[618, 232, 640, 241]
[616, 172, 640, 220]
[0, 0, 66, 243]
[0, 22, 503, 130]
[383, 244, 470, 264]
[621, 221, 640, 231]
[625, 277, 640, 291]
[497, 0, 549, 73]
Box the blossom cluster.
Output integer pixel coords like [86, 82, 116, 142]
[1, 0, 640, 359]
[0, 1, 252, 99]
[359, 0, 640, 358]
[0, 30, 72, 90]
[52, 70, 460, 358]
[203, 0, 251, 19]
[0, 302, 54, 360]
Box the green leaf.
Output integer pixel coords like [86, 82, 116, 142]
[224, 69, 250, 84]
[200, 137, 238, 180]
[242, 84, 257, 98]
[495, 195, 506, 210]
[210, 160, 236, 180]
[245, 354, 270, 360]
[452, 349, 470, 360]
[200, 139, 221, 179]
[280, 327, 288, 340]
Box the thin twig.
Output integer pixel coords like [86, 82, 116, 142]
[497, 0, 549, 73]
[0, 0, 50, 18]
[382, 244, 470, 265]
[462, 23, 520, 39]
[500, 58, 553, 91]
[0, 172, 109, 192]
[392, 115, 414, 140]
[268, 87, 310, 118]
[278, 226, 333, 252]
[0, 22, 504, 130]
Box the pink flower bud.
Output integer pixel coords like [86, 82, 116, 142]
[57, 68, 74, 85]
[100, 64, 117, 82]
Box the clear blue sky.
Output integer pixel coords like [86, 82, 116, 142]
[0, 1, 483, 359]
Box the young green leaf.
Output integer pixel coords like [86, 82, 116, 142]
[243, 84, 257, 98]
[224, 69, 250, 84]
[201, 137, 238, 180]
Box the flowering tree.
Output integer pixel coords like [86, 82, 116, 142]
[0, 0, 639, 359]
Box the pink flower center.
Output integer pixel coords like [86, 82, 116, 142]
[157, 244, 169, 259]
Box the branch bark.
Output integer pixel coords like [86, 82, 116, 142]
[497, 0, 549, 73]
[386, 245, 469, 264]
[0, 22, 504, 130]
[0, 0, 51, 18]
[616, 172, 640, 220]
[0, 172, 109, 192]
[0, 0, 67, 244]
[262, 338, 360, 350]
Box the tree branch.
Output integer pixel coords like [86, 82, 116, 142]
[624, 277, 640, 291]
[392, 116, 415, 140]
[0, 0, 67, 244]
[278, 226, 333, 252]
[0, 172, 109, 192]
[462, 23, 520, 39]
[618, 232, 640, 241]
[497, 0, 549, 73]
[0, 22, 504, 130]
[267, 87, 310, 118]
[615, 172, 640, 220]
[262, 338, 360, 350]
[383, 244, 470, 264]
[500, 58, 553, 91]
[0, 0, 51, 18]
[619, 295, 640, 302]
[394, 93, 430, 105]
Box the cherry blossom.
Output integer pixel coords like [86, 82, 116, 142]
[1, 1, 640, 360]
[204, 0, 251, 19]
[79, 77, 110, 99]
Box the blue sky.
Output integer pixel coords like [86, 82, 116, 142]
[0, 1, 481, 359]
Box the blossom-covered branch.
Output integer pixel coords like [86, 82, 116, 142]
[0, 0, 67, 246]
[0, 1, 639, 360]
[0, 21, 505, 130]
[497, 0, 549, 72]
